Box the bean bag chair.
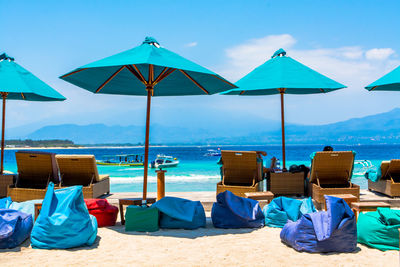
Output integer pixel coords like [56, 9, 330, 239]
[211, 190, 264, 228]
[357, 207, 400, 251]
[125, 205, 159, 232]
[0, 197, 12, 209]
[152, 196, 206, 229]
[280, 195, 357, 253]
[264, 197, 316, 228]
[31, 182, 98, 249]
[84, 199, 118, 227]
[0, 209, 33, 249]
[9, 199, 43, 221]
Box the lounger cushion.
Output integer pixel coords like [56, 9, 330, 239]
[153, 197, 206, 229]
[357, 208, 400, 251]
[0, 209, 33, 249]
[125, 205, 159, 232]
[9, 199, 43, 221]
[84, 199, 118, 227]
[211, 190, 264, 228]
[280, 196, 357, 253]
[31, 182, 98, 249]
[264, 197, 316, 228]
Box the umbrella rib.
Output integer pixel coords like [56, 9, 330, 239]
[153, 68, 176, 85]
[126, 65, 146, 84]
[179, 70, 209, 94]
[370, 86, 377, 91]
[211, 74, 237, 88]
[60, 68, 87, 79]
[21, 93, 25, 99]
[239, 91, 245, 95]
[132, 65, 147, 85]
[95, 66, 125, 93]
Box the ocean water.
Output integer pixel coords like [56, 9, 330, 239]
[3, 144, 399, 192]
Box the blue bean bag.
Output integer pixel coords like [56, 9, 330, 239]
[31, 182, 98, 249]
[9, 199, 43, 221]
[264, 197, 316, 228]
[0, 209, 33, 249]
[211, 191, 264, 228]
[0, 197, 12, 209]
[152, 196, 206, 229]
[280, 195, 357, 253]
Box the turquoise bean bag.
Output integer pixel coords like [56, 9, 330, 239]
[31, 182, 98, 249]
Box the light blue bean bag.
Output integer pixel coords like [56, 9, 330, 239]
[152, 196, 206, 229]
[9, 199, 43, 221]
[263, 197, 316, 228]
[31, 182, 98, 249]
[0, 209, 33, 249]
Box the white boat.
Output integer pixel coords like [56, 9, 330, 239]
[204, 148, 221, 157]
[150, 155, 179, 168]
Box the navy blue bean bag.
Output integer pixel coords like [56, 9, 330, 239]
[280, 195, 357, 253]
[0, 209, 33, 249]
[211, 191, 264, 228]
[152, 196, 206, 229]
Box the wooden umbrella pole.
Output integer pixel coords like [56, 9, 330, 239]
[142, 87, 152, 202]
[0, 93, 7, 175]
[280, 90, 286, 170]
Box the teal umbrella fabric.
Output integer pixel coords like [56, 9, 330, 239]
[0, 53, 66, 173]
[222, 49, 346, 168]
[365, 65, 400, 91]
[60, 37, 236, 201]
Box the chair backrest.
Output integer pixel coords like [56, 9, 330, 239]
[56, 155, 100, 186]
[221, 151, 258, 186]
[381, 160, 400, 180]
[16, 151, 60, 188]
[309, 151, 355, 185]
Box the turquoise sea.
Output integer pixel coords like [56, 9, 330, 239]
[3, 144, 398, 192]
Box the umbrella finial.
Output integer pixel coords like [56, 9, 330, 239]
[143, 37, 160, 48]
[271, 48, 286, 58]
[0, 53, 14, 62]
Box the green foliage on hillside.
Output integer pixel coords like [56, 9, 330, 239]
[5, 139, 80, 147]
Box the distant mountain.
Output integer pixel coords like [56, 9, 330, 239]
[11, 108, 400, 145]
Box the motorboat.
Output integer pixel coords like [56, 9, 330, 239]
[204, 148, 221, 157]
[96, 154, 144, 167]
[150, 154, 179, 168]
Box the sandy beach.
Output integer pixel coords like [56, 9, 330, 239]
[1, 215, 397, 267]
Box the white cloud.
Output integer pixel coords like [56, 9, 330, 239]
[185, 42, 198, 47]
[365, 48, 395, 60]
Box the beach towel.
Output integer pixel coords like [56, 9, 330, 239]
[31, 182, 98, 249]
[211, 190, 264, 229]
[0, 209, 33, 249]
[357, 207, 400, 251]
[85, 199, 118, 227]
[0, 197, 12, 209]
[280, 196, 357, 253]
[152, 197, 206, 229]
[263, 197, 316, 228]
[9, 199, 43, 221]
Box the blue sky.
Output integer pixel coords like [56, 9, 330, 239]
[1, 0, 400, 134]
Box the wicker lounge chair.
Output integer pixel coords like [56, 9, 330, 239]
[368, 160, 400, 197]
[56, 155, 110, 198]
[7, 151, 60, 202]
[216, 150, 265, 197]
[309, 151, 359, 204]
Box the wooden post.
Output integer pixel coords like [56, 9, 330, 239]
[156, 169, 166, 200]
[279, 89, 286, 170]
[142, 88, 152, 202]
[1, 93, 7, 175]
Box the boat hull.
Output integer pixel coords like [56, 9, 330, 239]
[96, 162, 143, 167]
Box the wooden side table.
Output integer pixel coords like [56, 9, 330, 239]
[34, 203, 42, 221]
[119, 198, 156, 225]
[351, 202, 391, 221]
[324, 194, 358, 210]
[244, 191, 274, 209]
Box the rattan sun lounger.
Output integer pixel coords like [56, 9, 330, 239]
[56, 154, 110, 198]
[368, 160, 400, 197]
[7, 151, 60, 201]
[216, 151, 265, 197]
[309, 151, 359, 204]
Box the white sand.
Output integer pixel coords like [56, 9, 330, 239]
[1, 218, 397, 267]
